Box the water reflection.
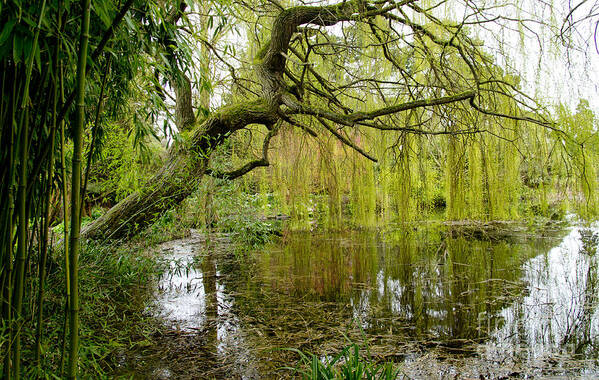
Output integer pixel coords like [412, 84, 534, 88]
[153, 233, 256, 378]
[487, 226, 599, 372]
[259, 229, 553, 343]
[146, 224, 599, 378]
[157, 237, 207, 328]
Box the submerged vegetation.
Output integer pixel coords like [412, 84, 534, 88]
[1, 0, 599, 378]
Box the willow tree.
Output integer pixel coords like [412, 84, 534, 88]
[84, 0, 594, 239]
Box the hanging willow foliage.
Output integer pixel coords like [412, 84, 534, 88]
[233, 95, 597, 229]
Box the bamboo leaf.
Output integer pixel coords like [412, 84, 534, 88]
[0, 19, 16, 46]
[13, 35, 23, 64]
[34, 41, 41, 72]
[92, 0, 112, 27]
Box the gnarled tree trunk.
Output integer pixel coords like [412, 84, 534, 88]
[83, 100, 276, 239]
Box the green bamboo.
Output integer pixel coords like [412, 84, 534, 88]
[68, 0, 92, 377]
[33, 154, 55, 373]
[12, 6, 46, 375]
[13, 104, 29, 380]
[58, 61, 70, 377]
[34, 11, 61, 366]
[2, 62, 18, 380]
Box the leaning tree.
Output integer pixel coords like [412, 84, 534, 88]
[81, 0, 594, 239]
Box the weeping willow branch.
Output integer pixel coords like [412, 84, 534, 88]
[278, 113, 319, 137]
[206, 124, 280, 180]
[206, 159, 269, 180]
[315, 116, 377, 162]
[358, 119, 485, 135]
[468, 96, 572, 139]
[286, 91, 476, 126]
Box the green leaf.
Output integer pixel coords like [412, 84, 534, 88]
[0, 19, 16, 46]
[34, 41, 41, 72]
[13, 35, 23, 64]
[124, 14, 135, 32]
[92, 0, 114, 27]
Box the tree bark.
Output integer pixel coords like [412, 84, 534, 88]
[173, 72, 195, 132]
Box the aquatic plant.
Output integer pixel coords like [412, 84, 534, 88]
[285, 343, 400, 380]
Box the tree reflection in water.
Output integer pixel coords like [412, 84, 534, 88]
[145, 225, 599, 378]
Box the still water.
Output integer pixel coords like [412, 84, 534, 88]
[134, 223, 599, 379]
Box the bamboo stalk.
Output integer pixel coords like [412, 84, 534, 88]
[58, 60, 70, 377]
[12, 5, 46, 376]
[2, 62, 17, 380]
[34, 9, 62, 365]
[13, 105, 29, 380]
[67, 0, 92, 377]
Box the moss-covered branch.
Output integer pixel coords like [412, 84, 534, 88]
[82, 100, 277, 239]
[287, 91, 476, 126]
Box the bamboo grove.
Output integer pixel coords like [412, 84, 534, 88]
[1, 0, 598, 378]
[0, 0, 207, 377]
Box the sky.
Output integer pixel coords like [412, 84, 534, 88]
[447, 0, 599, 114]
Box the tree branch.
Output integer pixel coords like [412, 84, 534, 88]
[287, 91, 476, 126]
[206, 124, 280, 180]
[315, 117, 377, 162]
[468, 97, 570, 137]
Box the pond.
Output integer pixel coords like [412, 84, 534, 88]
[125, 222, 599, 379]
